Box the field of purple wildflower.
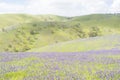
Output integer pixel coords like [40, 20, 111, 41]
[0, 49, 120, 80]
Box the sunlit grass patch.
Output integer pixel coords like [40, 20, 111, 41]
[4, 71, 27, 80]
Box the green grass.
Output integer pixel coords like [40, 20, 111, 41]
[0, 14, 68, 29]
[0, 14, 120, 52]
[4, 71, 27, 80]
[72, 14, 120, 28]
[28, 35, 120, 52]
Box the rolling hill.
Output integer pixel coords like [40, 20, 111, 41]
[0, 14, 120, 52]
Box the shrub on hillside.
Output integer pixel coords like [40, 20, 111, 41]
[33, 24, 37, 27]
[77, 29, 87, 38]
[30, 30, 39, 35]
[89, 27, 102, 37]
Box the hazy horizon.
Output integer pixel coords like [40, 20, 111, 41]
[0, 13, 120, 17]
[0, 0, 120, 17]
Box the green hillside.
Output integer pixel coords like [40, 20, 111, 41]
[28, 35, 120, 52]
[0, 14, 120, 52]
[72, 14, 120, 28]
[0, 14, 68, 31]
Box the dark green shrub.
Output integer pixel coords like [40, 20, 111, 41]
[89, 27, 102, 37]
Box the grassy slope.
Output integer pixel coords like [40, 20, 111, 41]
[0, 14, 67, 30]
[0, 14, 32, 28]
[72, 14, 120, 28]
[0, 22, 83, 51]
[28, 14, 120, 52]
[71, 14, 120, 34]
[28, 35, 120, 52]
[0, 14, 120, 52]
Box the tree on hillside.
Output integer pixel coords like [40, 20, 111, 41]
[89, 26, 102, 37]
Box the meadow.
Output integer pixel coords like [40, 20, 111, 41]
[0, 14, 120, 80]
[0, 49, 120, 80]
